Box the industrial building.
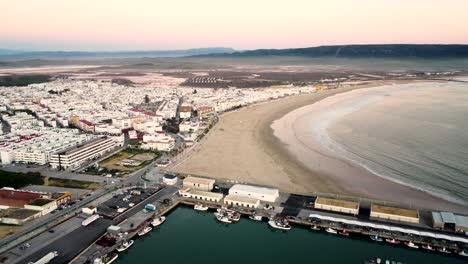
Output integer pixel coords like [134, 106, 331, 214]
[370, 205, 420, 224]
[178, 187, 223, 203]
[49, 192, 72, 206]
[49, 136, 117, 170]
[224, 195, 260, 208]
[432, 211, 468, 233]
[228, 184, 279, 202]
[0, 208, 42, 225]
[182, 176, 215, 192]
[24, 198, 57, 216]
[314, 197, 360, 215]
[0, 189, 42, 208]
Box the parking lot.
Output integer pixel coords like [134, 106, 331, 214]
[98, 187, 162, 219]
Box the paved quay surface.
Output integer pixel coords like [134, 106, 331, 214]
[72, 186, 179, 264]
[18, 185, 177, 264]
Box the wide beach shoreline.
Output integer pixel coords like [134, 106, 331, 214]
[171, 80, 467, 213]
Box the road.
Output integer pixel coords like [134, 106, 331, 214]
[19, 185, 177, 264]
[0, 141, 168, 258]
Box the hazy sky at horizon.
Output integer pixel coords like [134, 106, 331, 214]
[1, 0, 468, 51]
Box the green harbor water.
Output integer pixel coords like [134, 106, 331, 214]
[114, 206, 466, 264]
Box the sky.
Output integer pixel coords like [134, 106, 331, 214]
[1, 0, 468, 51]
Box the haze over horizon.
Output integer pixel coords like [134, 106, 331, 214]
[2, 0, 468, 51]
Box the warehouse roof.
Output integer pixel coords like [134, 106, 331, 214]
[315, 197, 359, 210]
[224, 195, 259, 205]
[455, 215, 468, 228]
[432, 212, 468, 227]
[229, 184, 278, 196]
[371, 205, 419, 218]
[27, 198, 54, 206]
[0, 189, 42, 208]
[183, 176, 215, 186]
[0, 208, 40, 220]
[189, 189, 224, 199]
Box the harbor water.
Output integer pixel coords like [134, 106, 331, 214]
[114, 206, 466, 264]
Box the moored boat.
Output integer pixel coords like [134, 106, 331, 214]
[370, 235, 383, 242]
[137, 226, 152, 236]
[94, 253, 118, 264]
[437, 247, 451, 254]
[404, 241, 419, 249]
[310, 225, 320, 231]
[214, 212, 232, 223]
[385, 238, 401, 245]
[230, 212, 240, 222]
[268, 218, 291, 231]
[249, 214, 262, 221]
[421, 244, 435, 251]
[364, 258, 382, 264]
[325, 227, 338, 234]
[338, 230, 349, 236]
[151, 216, 166, 227]
[116, 240, 134, 252]
[194, 204, 209, 211]
[458, 249, 468, 257]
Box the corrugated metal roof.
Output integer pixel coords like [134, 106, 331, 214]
[431, 212, 443, 224]
[440, 212, 456, 224]
[454, 215, 468, 228]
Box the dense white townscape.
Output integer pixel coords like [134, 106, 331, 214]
[0, 79, 315, 168]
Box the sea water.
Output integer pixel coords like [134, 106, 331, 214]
[326, 82, 468, 205]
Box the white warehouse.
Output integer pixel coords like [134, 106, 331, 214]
[228, 184, 279, 203]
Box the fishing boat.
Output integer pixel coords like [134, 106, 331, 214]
[404, 241, 419, 249]
[249, 214, 263, 221]
[194, 204, 209, 211]
[364, 258, 382, 264]
[116, 240, 134, 252]
[437, 247, 451, 254]
[310, 225, 321, 231]
[385, 238, 401, 245]
[370, 235, 383, 242]
[338, 230, 349, 236]
[214, 212, 232, 223]
[458, 249, 468, 257]
[268, 218, 291, 231]
[151, 216, 166, 227]
[421, 244, 435, 251]
[94, 253, 118, 264]
[229, 211, 241, 222]
[325, 227, 338, 234]
[137, 226, 152, 236]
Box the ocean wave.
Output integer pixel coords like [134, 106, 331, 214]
[307, 83, 468, 207]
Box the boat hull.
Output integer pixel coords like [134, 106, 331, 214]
[268, 220, 291, 230]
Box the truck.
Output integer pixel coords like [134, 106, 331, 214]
[28, 251, 58, 264]
[82, 214, 100, 226]
[145, 204, 156, 211]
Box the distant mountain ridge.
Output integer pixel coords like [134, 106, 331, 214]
[0, 47, 236, 59]
[202, 44, 468, 58]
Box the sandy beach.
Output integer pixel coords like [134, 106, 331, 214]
[171, 80, 467, 213]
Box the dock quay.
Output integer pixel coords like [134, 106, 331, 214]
[14, 185, 177, 264]
[71, 189, 180, 264]
[4, 175, 467, 264]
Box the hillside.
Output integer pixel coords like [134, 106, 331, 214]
[204, 44, 468, 58]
